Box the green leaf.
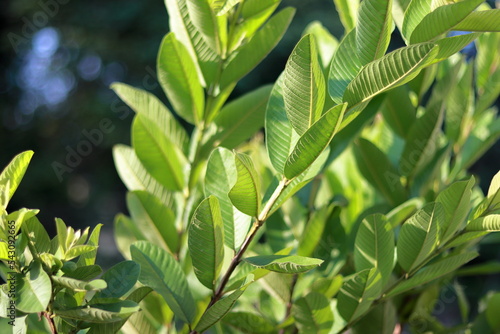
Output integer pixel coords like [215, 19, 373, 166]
[222, 312, 275, 333]
[486, 293, 500, 332]
[397, 203, 444, 273]
[399, 104, 444, 178]
[54, 300, 140, 323]
[386, 198, 424, 228]
[93, 261, 140, 299]
[229, 153, 261, 217]
[186, 0, 225, 55]
[328, 29, 361, 105]
[292, 291, 334, 334]
[0, 151, 33, 203]
[298, 205, 332, 257]
[243, 255, 323, 273]
[352, 301, 397, 334]
[158, 32, 205, 125]
[466, 215, 500, 232]
[213, 85, 272, 149]
[401, 0, 432, 43]
[356, 0, 393, 64]
[453, 9, 500, 32]
[132, 115, 187, 191]
[77, 223, 102, 266]
[386, 252, 478, 297]
[444, 231, 488, 249]
[131, 241, 196, 324]
[64, 265, 102, 281]
[432, 33, 481, 64]
[212, 0, 241, 15]
[195, 275, 254, 332]
[343, 43, 438, 112]
[303, 22, 339, 68]
[284, 103, 346, 180]
[16, 261, 51, 313]
[220, 7, 295, 89]
[333, 0, 359, 32]
[337, 268, 383, 323]
[51, 276, 107, 292]
[353, 138, 407, 206]
[354, 214, 395, 285]
[283, 34, 325, 135]
[189, 196, 225, 290]
[436, 177, 475, 243]
[381, 85, 416, 139]
[409, 0, 484, 44]
[110, 83, 189, 153]
[457, 261, 500, 276]
[126, 191, 178, 254]
[65, 245, 96, 261]
[21, 216, 51, 254]
[112, 145, 174, 206]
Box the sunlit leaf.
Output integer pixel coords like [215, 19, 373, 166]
[243, 255, 323, 273]
[229, 153, 261, 217]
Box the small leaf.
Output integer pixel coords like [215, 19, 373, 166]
[22, 216, 51, 254]
[131, 241, 196, 324]
[64, 245, 96, 261]
[223, 312, 275, 333]
[284, 103, 346, 180]
[243, 255, 323, 274]
[16, 261, 51, 313]
[64, 265, 102, 281]
[292, 291, 334, 334]
[54, 300, 140, 323]
[77, 223, 102, 266]
[0, 150, 33, 203]
[466, 215, 500, 232]
[194, 275, 254, 332]
[52, 276, 107, 292]
[283, 34, 326, 135]
[333, 0, 359, 32]
[229, 153, 261, 217]
[189, 196, 225, 291]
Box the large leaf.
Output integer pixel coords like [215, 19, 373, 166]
[243, 255, 323, 274]
[356, 0, 393, 64]
[110, 83, 188, 153]
[15, 261, 51, 313]
[328, 29, 361, 104]
[333, 0, 359, 32]
[54, 300, 140, 323]
[292, 292, 334, 334]
[130, 241, 196, 324]
[284, 103, 346, 180]
[343, 43, 438, 112]
[466, 215, 500, 232]
[194, 275, 254, 332]
[0, 151, 33, 203]
[212, 85, 272, 149]
[397, 203, 444, 273]
[126, 191, 178, 254]
[92, 261, 140, 299]
[22, 216, 51, 254]
[189, 196, 225, 291]
[401, 0, 432, 43]
[220, 8, 295, 89]
[436, 177, 475, 243]
[353, 138, 407, 206]
[283, 34, 325, 135]
[354, 214, 395, 285]
[337, 268, 383, 323]
[409, 0, 484, 44]
[186, 0, 225, 55]
[222, 312, 275, 333]
[453, 9, 500, 32]
[157, 32, 205, 125]
[228, 153, 261, 217]
[387, 252, 478, 297]
[112, 145, 174, 207]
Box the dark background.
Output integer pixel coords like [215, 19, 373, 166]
[1, 0, 498, 269]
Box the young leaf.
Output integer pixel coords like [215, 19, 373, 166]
[229, 153, 261, 217]
[22, 216, 51, 254]
[157, 33, 205, 125]
[333, 0, 359, 32]
[243, 255, 323, 274]
[328, 29, 361, 104]
[77, 223, 102, 266]
[354, 214, 395, 285]
[337, 268, 383, 323]
[356, 0, 393, 65]
[189, 196, 225, 291]
[127, 191, 178, 254]
[386, 252, 478, 297]
[54, 300, 140, 323]
[110, 83, 189, 153]
[453, 9, 500, 32]
[397, 203, 444, 273]
[186, 0, 225, 55]
[92, 261, 140, 299]
[0, 150, 33, 202]
[220, 8, 295, 89]
[283, 34, 325, 135]
[436, 177, 475, 243]
[409, 0, 484, 44]
[15, 261, 51, 313]
[353, 138, 407, 206]
[51, 276, 107, 292]
[343, 43, 438, 111]
[130, 241, 196, 324]
[222, 312, 275, 333]
[292, 292, 334, 334]
[466, 215, 500, 232]
[284, 103, 346, 180]
[194, 275, 254, 332]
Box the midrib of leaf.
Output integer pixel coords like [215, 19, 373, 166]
[410, 207, 438, 272]
[358, 0, 392, 63]
[441, 187, 469, 242]
[23, 274, 47, 309]
[344, 273, 371, 321]
[308, 46, 315, 127]
[138, 118, 183, 190]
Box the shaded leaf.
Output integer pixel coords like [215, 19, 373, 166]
[54, 300, 140, 323]
[93, 261, 140, 299]
[292, 292, 334, 334]
[16, 261, 51, 313]
[222, 312, 274, 333]
[466, 215, 500, 232]
[243, 255, 323, 273]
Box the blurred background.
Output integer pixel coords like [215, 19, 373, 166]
[1, 0, 498, 270]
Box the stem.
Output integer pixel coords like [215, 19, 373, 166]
[43, 312, 57, 334]
[190, 178, 290, 334]
[278, 274, 299, 334]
